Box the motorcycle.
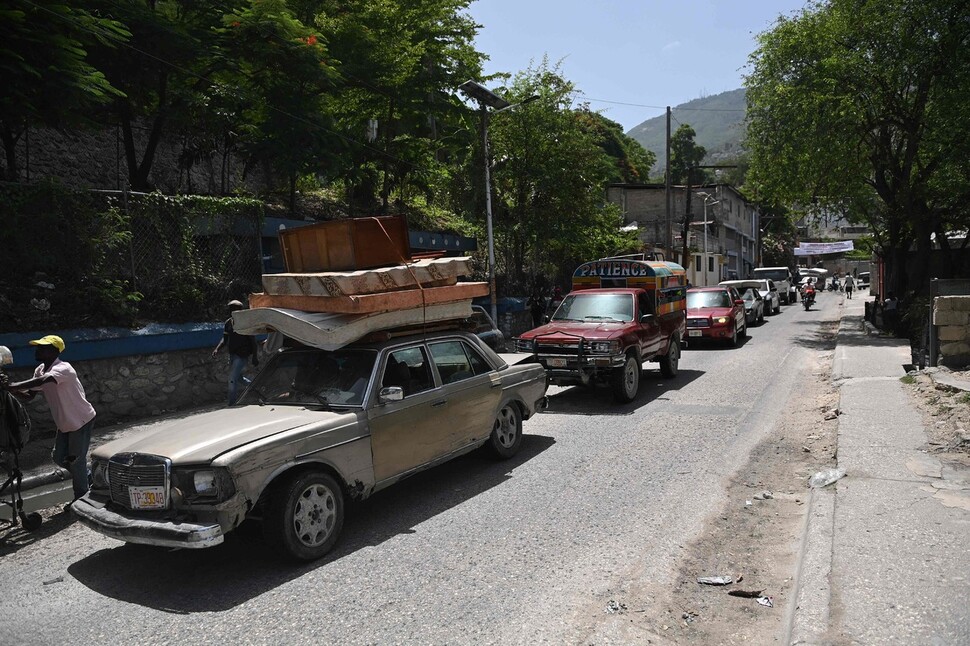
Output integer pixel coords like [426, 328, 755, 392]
[802, 287, 816, 310]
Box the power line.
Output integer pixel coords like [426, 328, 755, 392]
[577, 93, 746, 113]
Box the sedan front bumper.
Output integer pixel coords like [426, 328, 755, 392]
[73, 495, 225, 549]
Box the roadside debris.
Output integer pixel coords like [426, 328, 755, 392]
[809, 467, 847, 488]
[697, 575, 733, 586]
[682, 610, 699, 624]
[605, 600, 627, 614]
[824, 408, 841, 420]
[757, 596, 774, 608]
[728, 589, 764, 598]
[753, 491, 773, 500]
[42, 576, 64, 585]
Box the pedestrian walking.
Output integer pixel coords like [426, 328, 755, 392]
[883, 292, 899, 334]
[844, 273, 855, 299]
[2, 335, 96, 507]
[527, 291, 546, 328]
[212, 300, 260, 405]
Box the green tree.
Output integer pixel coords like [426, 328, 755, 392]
[217, 0, 341, 211]
[576, 110, 656, 184]
[479, 61, 639, 293]
[0, 1, 128, 180]
[745, 0, 970, 296]
[669, 124, 708, 271]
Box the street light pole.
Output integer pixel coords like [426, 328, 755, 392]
[698, 192, 719, 286]
[481, 106, 498, 326]
[458, 81, 538, 326]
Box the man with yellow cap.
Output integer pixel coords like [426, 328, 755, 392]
[3, 335, 96, 507]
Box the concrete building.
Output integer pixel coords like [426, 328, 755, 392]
[606, 183, 762, 286]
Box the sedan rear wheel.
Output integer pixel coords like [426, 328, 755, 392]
[265, 471, 344, 561]
[612, 354, 640, 403]
[487, 403, 522, 459]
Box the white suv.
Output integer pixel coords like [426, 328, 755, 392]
[753, 267, 796, 304]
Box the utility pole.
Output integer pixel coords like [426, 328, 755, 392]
[665, 107, 672, 260]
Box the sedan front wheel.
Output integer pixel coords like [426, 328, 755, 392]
[265, 471, 344, 561]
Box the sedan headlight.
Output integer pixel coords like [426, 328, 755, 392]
[91, 458, 109, 489]
[515, 338, 535, 352]
[590, 340, 621, 354]
[172, 467, 236, 503]
[715, 316, 730, 324]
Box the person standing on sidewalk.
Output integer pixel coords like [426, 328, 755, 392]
[212, 300, 259, 405]
[843, 273, 855, 299]
[2, 335, 96, 506]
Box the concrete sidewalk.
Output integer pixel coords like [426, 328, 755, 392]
[790, 296, 970, 644]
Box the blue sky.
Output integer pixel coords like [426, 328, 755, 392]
[465, 0, 809, 132]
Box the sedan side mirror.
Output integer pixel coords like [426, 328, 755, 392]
[379, 386, 404, 404]
[734, 299, 745, 306]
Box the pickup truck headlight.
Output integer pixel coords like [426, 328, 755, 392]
[515, 338, 535, 352]
[172, 467, 236, 503]
[590, 340, 620, 354]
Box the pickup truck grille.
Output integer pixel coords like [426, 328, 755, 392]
[536, 342, 580, 355]
[107, 453, 170, 510]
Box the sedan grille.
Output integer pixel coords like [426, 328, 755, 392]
[107, 453, 170, 510]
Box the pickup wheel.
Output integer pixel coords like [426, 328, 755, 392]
[612, 354, 640, 403]
[659, 336, 680, 378]
[487, 402, 522, 459]
[265, 471, 344, 561]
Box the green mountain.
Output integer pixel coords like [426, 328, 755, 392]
[626, 88, 747, 173]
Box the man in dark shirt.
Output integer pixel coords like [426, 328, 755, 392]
[212, 300, 259, 405]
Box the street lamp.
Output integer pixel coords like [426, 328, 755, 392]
[698, 191, 719, 286]
[458, 80, 538, 326]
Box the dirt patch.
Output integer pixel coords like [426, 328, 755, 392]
[614, 322, 843, 644]
[903, 369, 970, 467]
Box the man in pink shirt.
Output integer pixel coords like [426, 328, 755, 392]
[3, 335, 96, 505]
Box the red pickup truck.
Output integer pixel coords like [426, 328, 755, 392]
[513, 257, 688, 402]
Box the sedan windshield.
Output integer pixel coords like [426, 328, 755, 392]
[239, 348, 377, 407]
[688, 290, 733, 308]
[552, 293, 634, 322]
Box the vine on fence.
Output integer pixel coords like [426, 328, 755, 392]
[0, 183, 264, 332]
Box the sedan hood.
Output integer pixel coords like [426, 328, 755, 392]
[91, 406, 343, 464]
[520, 320, 625, 342]
[687, 307, 735, 318]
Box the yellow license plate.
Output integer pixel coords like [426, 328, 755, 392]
[547, 357, 567, 368]
[129, 486, 167, 510]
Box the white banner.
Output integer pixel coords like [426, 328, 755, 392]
[794, 240, 855, 256]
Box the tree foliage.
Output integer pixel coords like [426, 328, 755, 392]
[745, 0, 970, 295]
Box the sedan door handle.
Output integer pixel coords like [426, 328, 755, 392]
[431, 400, 448, 408]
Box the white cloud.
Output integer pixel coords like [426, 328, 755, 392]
[662, 41, 681, 53]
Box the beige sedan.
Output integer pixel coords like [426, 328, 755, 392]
[73, 331, 548, 561]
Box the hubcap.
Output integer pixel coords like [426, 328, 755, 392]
[494, 406, 519, 448]
[293, 483, 336, 548]
[624, 358, 638, 395]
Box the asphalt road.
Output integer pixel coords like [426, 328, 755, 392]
[0, 292, 841, 645]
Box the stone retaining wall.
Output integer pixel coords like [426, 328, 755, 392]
[933, 296, 970, 368]
[6, 348, 244, 433]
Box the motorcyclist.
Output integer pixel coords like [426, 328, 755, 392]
[801, 278, 817, 305]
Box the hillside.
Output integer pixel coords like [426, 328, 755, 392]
[626, 88, 747, 173]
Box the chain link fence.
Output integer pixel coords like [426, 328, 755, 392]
[0, 183, 264, 332]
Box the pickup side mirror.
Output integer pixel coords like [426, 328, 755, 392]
[379, 386, 404, 404]
[640, 313, 656, 324]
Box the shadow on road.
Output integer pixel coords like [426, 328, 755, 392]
[544, 369, 703, 415]
[66, 433, 555, 613]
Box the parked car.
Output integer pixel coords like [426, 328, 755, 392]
[755, 278, 781, 314]
[719, 280, 766, 325]
[686, 286, 747, 346]
[468, 305, 506, 352]
[857, 272, 870, 291]
[753, 267, 796, 304]
[73, 330, 548, 561]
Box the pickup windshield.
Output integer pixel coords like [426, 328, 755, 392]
[239, 348, 377, 407]
[552, 293, 634, 322]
